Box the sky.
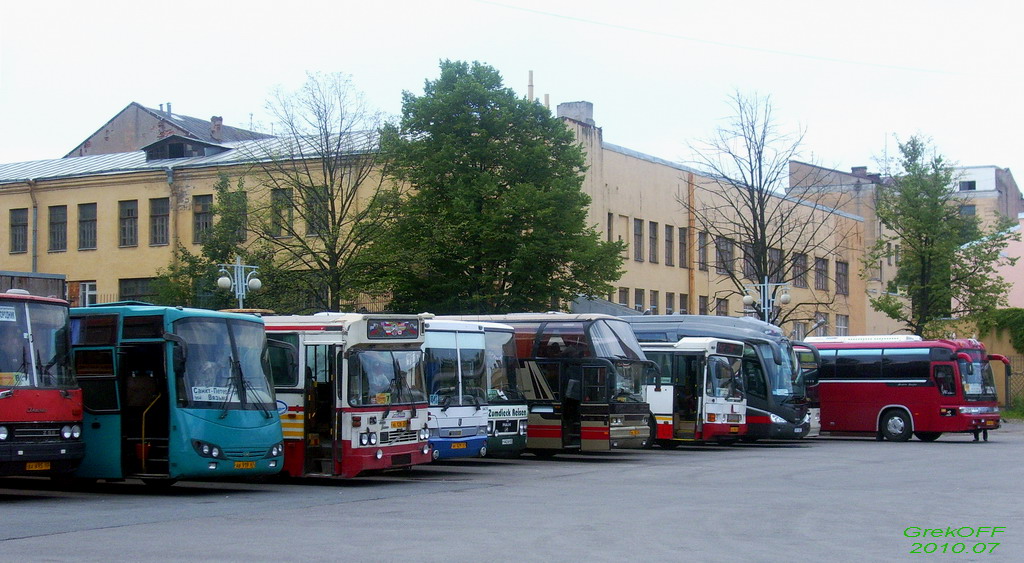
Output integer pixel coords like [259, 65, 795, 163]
[1, 0, 1022, 181]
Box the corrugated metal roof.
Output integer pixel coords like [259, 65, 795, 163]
[0, 134, 377, 185]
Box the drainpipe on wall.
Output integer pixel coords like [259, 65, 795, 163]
[27, 179, 39, 273]
[166, 167, 179, 262]
[686, 172, 695, 314]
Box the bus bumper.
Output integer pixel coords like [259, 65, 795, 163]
[610, 424, 648, 448]
[487, 434, 527, 456]
[769, 420, 810, 439]
[702, 422, 747, 442]
[0, 440, 85, 475]
[338, 442, 433, 477]
[430, 436, 487, 460]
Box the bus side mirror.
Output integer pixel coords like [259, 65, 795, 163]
[988, 354, 1010, 366]
[163, 332, 187, 378]
[956, 352, 974, 375]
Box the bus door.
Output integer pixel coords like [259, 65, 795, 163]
[561, 362, 583, 449]
[517, 359, 562, 450]
[73, 345, 124, 478]
[673, 355, 700, 440]
[302, 343, 336, 475]
[119, 342, 169, 476]
[580, 362, 610, 452]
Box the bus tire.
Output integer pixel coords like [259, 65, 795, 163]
[644, 414, 657, 449]
[740, 436, 760, 443]
[657, 440, 680, 449]
[141, 478, 178, 488]
[880, 410, 912, 442]
[914, 431, 942, 442]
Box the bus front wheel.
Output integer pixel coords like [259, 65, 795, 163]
[914, 431, 942, 442]
[880, 410, 913, 442]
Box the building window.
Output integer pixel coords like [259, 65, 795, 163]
[618, 287, 629, 306]
[666, 292, 675, 314]
[836, 314, 850, 336]
[742, 243, 756, 279]
[633, 219, 644, 262]
[665, 225, 674, 266]
[150, 198, 170, 246]
[48, 205, 67, 252]
[715, 237, 734, 274]
[959, 180, 976, 191]
[119, 200, 138, 247]
[634, 288, 645, 312]
[119, 278, 156, 302]
[679, 294, 689, 314]
[78, 203, 97, 250]
[836, 261, 849, 295]
[79, 281, 98, 307]
[607, 213, 614, 242]
[894, 245, 901, 265]
[715, 298, 729, 316]
[959, 205, 976, 216]
[814, 312, 829, 336]
[648, 221, 659, 263]
[768, 247, 783, 283]
[815, 258, 829, 291]
[679, 227, 688, 268]
[792, 253, 808, 288]
[10, 208, 28, 253]
[650, 290, 659, 314]
[697, 231, 708, 271]
[793, 322, 807, 341]
[304, 186, 329, 236]
[193, 195, 214, 244]
[698, 295, 709, 315]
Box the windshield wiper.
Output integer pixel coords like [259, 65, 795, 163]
[241, 377, 272, 419]
[218, 357, 240, 419]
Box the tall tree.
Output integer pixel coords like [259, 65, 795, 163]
[680, 91, 854, 327]
[242, 72, 403, 313]
[865, 136, 1017, 336]
[375, 60, 625, 314]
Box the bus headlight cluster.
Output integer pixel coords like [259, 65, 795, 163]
[487, 420, 495, 436]
[418, 428, 429, 440]
[519, 422, 527, 436]
[0, 426, 8, 441]
[610, 416, 623, 426]
[61, 425, 82, 440]
[192, 440, 223, 458]
[266, 441, 284, 457]
[359, 431, 378, 446]
[769, 413, 786, 424]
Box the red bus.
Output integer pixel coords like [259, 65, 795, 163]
[1, 289, 85, 475]
[806, 336, 1005, 442]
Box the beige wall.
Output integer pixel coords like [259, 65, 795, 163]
[567, 117, 866, 338]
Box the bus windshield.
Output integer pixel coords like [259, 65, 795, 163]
[707, 355, 743, 399]
[485, 330, 524, 403]
[611, 360, 647, 402]
[958, 350, 998, 400]
[425, 331, 487, 407]
[174, 317, 275, 410]
[758, 342, 805, 399]
[591, 319, 646, 360]
[348, 349, 426, 406]
[0, 300, 73, 389]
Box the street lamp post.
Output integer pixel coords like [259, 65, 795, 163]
[742, 276, 791, 323]
[217, 256, 262, 309]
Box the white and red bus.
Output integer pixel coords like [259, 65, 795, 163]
[1, 289, 84, 476]
[805, 336, 1005, 442]
[263, 313, 433, 477]
[641, 337, 747, 446]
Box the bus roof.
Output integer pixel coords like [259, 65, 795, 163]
[809, 338, 987, 351]
[1, 288, 69, 306]
[72, 303, 264, 323]
[621, 314, 788, 341]
[448, 312, 623, 324]
[263, 312, 429, 331]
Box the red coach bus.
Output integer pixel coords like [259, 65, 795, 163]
[1, 289, 84, 475]
[806, 336, 1005, 442]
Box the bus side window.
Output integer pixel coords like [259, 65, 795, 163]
[743, 360, 767, 398]
[933, 365, 956, 396]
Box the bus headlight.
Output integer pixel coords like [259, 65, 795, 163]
[610, 416, 623, 426]
[519, 422, 528, 436]
[0, 426, 8, 441]
[419, 428, 429, 440]
[769, 413, 786, 424]
[266, 442, 284, 457]
[368, 432, 378, 445]
[192, 440, 224, 459]
[487, 421, 495, 436]
[61, 425, 74, 439]
[71, 425, 82, 439]
[359, 433, 369, 446]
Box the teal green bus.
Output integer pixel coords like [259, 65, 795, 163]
[69, 304, 285, 486]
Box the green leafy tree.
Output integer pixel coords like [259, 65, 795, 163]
[865, 136, 1018, 336]
[375, 60, 625, 314]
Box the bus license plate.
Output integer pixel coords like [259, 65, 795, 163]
[26, 461, 50, 471]
[451, 442, 467, 449]
[234, 461, 256, 469]
[629, 429, 640, 436]
[502, 438, 513, 445]
[391, 420, 409, 430]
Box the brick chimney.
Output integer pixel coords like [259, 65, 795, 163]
[210, 116, 223, 142]
[851, 166, 868, 177]
[556, 101, 596, 126]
